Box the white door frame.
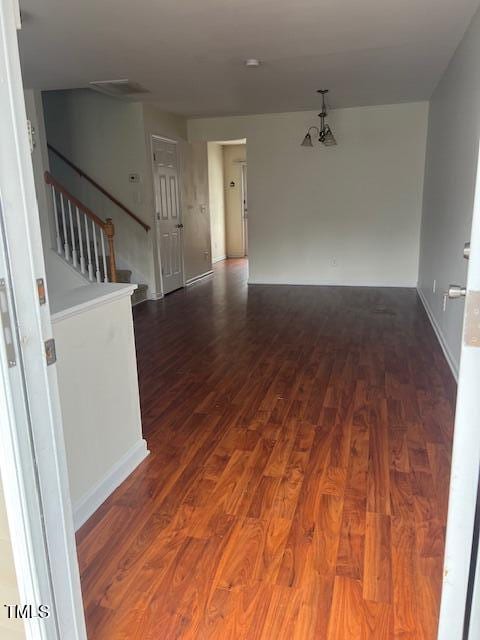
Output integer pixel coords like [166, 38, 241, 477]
[438, 142, 480, 639]
[0, 2, 86, 638]
[240, 162, 248, 257]
[150, 135, 185, 294]
[5, 0, 480, 634]
[467, 511, 480, 638]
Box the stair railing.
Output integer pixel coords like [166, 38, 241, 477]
[47, 144, 150, 232]
[45, 171, 117, 283]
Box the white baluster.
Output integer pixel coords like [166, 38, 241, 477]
[100, 230, 109, 283]
[76, 207, 86, 274]
[68, 201, 78, 268]
[51, 186, 62, 254]
[84, 215, 94, 281]
[92, 221, 101, 283]
[60, 194, 70, 261]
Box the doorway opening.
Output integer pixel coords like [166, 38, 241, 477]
[207, 139, 248, 275]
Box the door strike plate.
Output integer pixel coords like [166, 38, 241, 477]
[465, 291, 480, 347]
[37, 278, 46, 305]
[44, 338, 57, 366]
[0, 278, 16, 367]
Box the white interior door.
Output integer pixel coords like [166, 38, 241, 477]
[152, 138, 184, 294]
[438, 143, 480, 640]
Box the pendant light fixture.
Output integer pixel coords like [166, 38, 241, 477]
[301, 89, 337, 148]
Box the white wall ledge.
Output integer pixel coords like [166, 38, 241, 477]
[50, 282, 137, 323]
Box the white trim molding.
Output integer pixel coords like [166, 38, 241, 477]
[148, 291, 164, 301]
[417, 287, 459, 381]
[248, 279, 418, 288]
[212, 255, 227, 264]
[186, 270, 213, 286]
[50, 283, 137, 323]
[1, 0, 87, 635]
[73, 439, 149, 530]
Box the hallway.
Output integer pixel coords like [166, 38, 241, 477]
[77, 258, 456, 639]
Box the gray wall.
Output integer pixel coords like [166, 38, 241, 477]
[189, 102, 428, 287]
[181, 141, 212, 281]
[207, 142, 226, 262]
[24, 89, 86, 295]
[42, 90, 212, 297]
[43, 90, 156, 291]
[418, 6, 480, 376]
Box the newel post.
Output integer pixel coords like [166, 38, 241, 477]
[105, 218, 117, 283]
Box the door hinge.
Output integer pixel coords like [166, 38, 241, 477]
[44, 338, 57, 366]
[36, 278, 46, 305]
[0, 279, 17, 368]
[465, 291, 480, 347]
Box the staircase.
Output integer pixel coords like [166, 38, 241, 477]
[96, 264, 148, 306]
[103, 267, 148, 306]
[45, 171, 149, 305]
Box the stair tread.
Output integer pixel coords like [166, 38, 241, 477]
[131, 283, 148, 306]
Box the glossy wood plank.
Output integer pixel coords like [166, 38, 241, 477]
[77, 259, 456, 639]
[391, 516, 418, 638]
[327, 576, 393, 640]
[363, 512, 393, 603]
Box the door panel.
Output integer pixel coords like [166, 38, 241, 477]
[153, 138, 183, 294]
[160, 233, 172, 277]
[172, 230, 181, 274]
[170, 176, 178, 219]
[438, 142, 480, 639]
[159, 175, 168, 220]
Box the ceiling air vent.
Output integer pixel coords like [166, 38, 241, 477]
[89, 79, 149, 97]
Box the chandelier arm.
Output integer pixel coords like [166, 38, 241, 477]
[307, 126, 320, 136]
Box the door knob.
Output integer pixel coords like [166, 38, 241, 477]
[464, 242, 471, 259]
[175, 223, 184, 229]
[447, 285, 467, 299]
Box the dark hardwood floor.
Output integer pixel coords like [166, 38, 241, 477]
[77, 258, 457, 639]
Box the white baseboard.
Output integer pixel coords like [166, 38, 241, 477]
[247, 279, 417, 288]
[417, 287, 459, 381]
[212, 255, 227, 264]
[148, 291, 164, 301]
[186, 270, 213, 286]
[227, 253, 246, 259]
[73, 439, 149, 530]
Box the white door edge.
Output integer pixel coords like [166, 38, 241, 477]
[0, 1, 86, 638]
[438, 143, 480, 640]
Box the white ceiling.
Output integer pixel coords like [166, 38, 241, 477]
[18, 0, 480, 118]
